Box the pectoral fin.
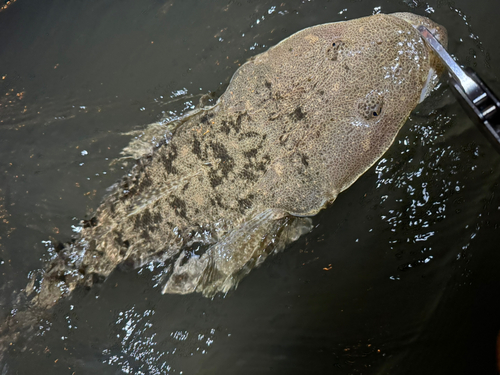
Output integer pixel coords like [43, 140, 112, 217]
[162, 209, 312, 297]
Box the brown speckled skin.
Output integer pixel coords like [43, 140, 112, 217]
[6, 13, 448, 337]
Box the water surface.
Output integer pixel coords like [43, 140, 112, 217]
[1, 0, 500, 374]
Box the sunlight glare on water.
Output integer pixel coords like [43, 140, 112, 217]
[101, 306, 219, 374]
[1, 0, 500, 374]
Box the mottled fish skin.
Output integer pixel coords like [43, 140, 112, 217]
[0, 13, 447, 354]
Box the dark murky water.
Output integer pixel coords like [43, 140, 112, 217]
[1, 0, 500, 374]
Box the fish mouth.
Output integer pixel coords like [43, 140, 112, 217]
[389, 12, 448, 48]
[389, 12, 449, 102]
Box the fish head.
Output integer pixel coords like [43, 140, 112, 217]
[249, 13, 449, 216]
[390, 12, 448, 102]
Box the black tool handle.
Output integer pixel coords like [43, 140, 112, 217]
[449, 68, 500, 153]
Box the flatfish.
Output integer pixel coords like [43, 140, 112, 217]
[0, 12, 447, 354]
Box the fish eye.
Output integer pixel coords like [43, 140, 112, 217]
[326, 40, 344, 61]
[357, 91, 384, 120]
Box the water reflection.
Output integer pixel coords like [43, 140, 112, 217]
[103, 306, 217, 374]
[370, 85, 499, 290]
[1, 0, 499, 373]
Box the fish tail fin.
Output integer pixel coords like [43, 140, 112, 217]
[0, 289, 52, 367]
[0, 240, 87, 364]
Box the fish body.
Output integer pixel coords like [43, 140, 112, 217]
[1, 12, 447, 350]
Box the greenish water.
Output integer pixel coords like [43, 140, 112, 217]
[1, 0, 500, 374]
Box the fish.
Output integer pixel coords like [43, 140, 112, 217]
[0, 12, 447, 354]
